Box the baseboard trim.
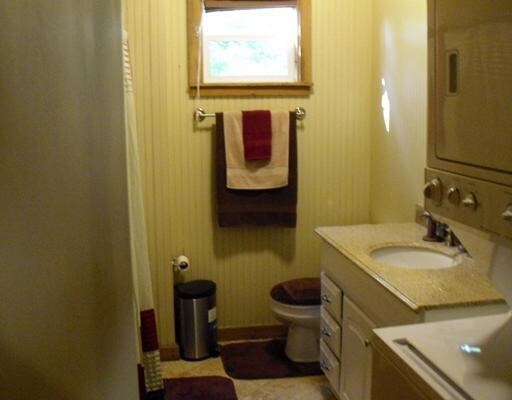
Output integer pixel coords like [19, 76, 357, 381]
[160, 345, 180, 361]
[160, 324, 287, 360]
[218, 324, 287, 342]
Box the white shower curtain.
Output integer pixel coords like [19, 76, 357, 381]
[123, 30, 164, 395]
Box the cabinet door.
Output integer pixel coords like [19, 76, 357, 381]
[340, 297, 376, 400]
[372, 346, 431, 400]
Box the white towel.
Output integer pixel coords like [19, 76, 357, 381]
[223, 111, 290, 190]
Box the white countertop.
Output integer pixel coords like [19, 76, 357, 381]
[373, 312, 512, 400]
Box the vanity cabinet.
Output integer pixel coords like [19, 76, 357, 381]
[316, 223, 507, 399]
[320, 272, 343, 391]
[339, 297, 375, 400]
[320, 271, 379, 400]
[319, 243, 421, 399]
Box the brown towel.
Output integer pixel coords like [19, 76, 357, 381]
[215, 111, 297, 227]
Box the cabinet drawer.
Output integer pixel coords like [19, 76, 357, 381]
[320, 307, 342, 357]
[321, 272, 343, 323]
[320, 339, 340, 393]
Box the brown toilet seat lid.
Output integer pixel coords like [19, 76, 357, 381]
[270, 277, 320, 306]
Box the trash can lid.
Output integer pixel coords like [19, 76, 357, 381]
[176, 280, 216, 299]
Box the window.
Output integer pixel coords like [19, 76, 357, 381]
[203, 7, 298, 83]
[187, 0, 312, 97]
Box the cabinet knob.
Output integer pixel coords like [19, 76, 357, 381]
[447, 187, 461, 206]
[321, 294, 332, 304]
[461, 193, 478, 210]
[502, 206, 512, 222]
[424, 178, 443, 205]
[364, 339, 371, 347]
[321, 328, 332, 337]
[320, 360, 330, 371]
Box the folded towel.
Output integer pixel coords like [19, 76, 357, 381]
[242, 110, 272, 161]
[223, 111, 289, 190]
[215, 112, 297, 227]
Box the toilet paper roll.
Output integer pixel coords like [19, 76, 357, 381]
[174, 255, 190, 272]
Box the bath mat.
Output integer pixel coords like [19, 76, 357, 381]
[164, 376, 237, 400]
[220, 339, 322, 380]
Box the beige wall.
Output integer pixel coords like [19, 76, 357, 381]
[370, 0, 427, 223]
[124, 0, 374, 347]
[0, 1, 138, 398]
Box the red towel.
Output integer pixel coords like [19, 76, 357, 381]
[242, 110, 272, 161]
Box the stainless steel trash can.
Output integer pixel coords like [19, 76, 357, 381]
[175, 280, 217, 360]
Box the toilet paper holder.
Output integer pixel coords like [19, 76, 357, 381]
[172, 255, 190, 272]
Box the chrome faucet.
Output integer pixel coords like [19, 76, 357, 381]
[442, 225, 456, 247]
[437, 223, 457, 246]
[437, 223, 450, 244]
[438, 223, 470, 256]
[421, 211, 470, 256]
[421, 211, 441, 242]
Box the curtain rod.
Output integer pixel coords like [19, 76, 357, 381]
[194, 107, 306, 122]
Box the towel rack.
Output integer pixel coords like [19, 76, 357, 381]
[194, 107, 306, 122]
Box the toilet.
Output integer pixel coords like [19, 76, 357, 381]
[270, 277, 321, 362]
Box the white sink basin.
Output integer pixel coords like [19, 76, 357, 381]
[370, 245, 460, 270]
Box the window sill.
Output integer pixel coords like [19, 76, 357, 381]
[188, 82, 313, 97]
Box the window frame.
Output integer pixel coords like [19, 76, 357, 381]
[187, 0, 312, 97]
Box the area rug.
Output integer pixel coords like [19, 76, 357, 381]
[164, 376, 237, 400]
[220, 339, 322, 379]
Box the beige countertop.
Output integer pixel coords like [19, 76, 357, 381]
[315, 223, 504, 312]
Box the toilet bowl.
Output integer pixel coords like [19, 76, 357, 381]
[270, 278, 321, 362]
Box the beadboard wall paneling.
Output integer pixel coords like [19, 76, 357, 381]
[124, 0, 372, 348]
